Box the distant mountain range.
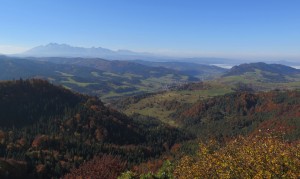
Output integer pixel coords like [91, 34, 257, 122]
[14, 43, 300, 68]
[18, 43, 160, 60]
[13, 43, 246, 65]
[18, 43, 235, 63]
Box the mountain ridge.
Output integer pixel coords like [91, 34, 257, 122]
[18, 43, 156, 60]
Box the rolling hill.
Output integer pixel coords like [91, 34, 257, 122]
[223, 62, 300, 83]
[113, 82, 233, 126]
[117, 84, 300, 141]
[133, 60, 228, 79]
[174, 90, 300, 140]
[212, 62, 300, 92]
[31, 57, 198, 79]
[113, 63, 300, 127]
[0, 56, 198, 100]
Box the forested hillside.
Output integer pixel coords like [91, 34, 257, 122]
[0, 79, 85, 127]
[0, 79, 190, 178]
[175, 90, 300, 140]
[1, 63, 300, 178]
[118, 90, 300, 178]
[1, 80, 300, 178]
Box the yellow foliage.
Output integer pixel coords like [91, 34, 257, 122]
[174, 135, 300, 179]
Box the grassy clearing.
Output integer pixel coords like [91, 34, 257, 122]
[219, 75, 300, 91]
[61, 77, 97, 87]
[123, 73, 143, 78]
[219, 70, 300, 89]
[123, 84, 233, 126]
[91, 71, 100, 77]
[55, 71, 74, 77]
[102, 72, 122, 77]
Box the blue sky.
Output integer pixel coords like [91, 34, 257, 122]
[1, 0, 300, 59]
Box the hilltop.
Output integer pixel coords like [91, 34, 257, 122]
[223, 62, 300, 83]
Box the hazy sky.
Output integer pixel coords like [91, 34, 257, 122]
[1, 0, 300, 59]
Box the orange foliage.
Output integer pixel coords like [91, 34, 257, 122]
[17, 138, 27, 147]
[252, 118, 296, 137]
[170, 143, 181, 153]
[94, 128, 106, 141]
[31, 135, 49, 148]
[90, 105, 100, 111]
[133, 159, 165, 174]
[64, 155, 127, 179]
[36, 164, 46, 174]
[174, 135, 300, 178]
[0, 130, 6, 144]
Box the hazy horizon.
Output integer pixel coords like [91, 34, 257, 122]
[1, 43, 299, 63]
[1, 0, 300, 61]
